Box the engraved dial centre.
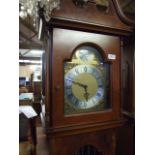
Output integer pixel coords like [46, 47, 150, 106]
[72, 73, 98, 101]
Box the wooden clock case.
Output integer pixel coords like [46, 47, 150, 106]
[39, 0, 134, 155]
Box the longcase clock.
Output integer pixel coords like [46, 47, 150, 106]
[39, 0, 134, 155]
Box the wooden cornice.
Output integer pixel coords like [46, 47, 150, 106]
[45, 0, 133, 36]
[48, 17, 133, 36]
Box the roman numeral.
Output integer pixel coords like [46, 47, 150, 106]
[65, 86, 72, 95]
[70, 96, 79, 106]
[75, 68, 79, 75]
[98, 84, 103, 88]
[97, 92, 102, 97]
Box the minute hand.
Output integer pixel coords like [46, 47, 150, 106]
[72, 81, 87, 89]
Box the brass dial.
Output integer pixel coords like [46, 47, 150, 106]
[65, 65, 104, 109]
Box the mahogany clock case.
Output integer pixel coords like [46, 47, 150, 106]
[39, 0, 135, 154]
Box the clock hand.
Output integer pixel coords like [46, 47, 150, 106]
[66, 78, 87, 89]
[67, 78, 89, 100]
[72, 80, 90, 101]
[72, 81, 87, 89]
[73, 81, 89, 101]
[83, 86, 89, 101]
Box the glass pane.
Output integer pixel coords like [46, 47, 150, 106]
[64, 45, 111, 115]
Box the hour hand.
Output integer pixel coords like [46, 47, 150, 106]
[72, 81, 87, 89]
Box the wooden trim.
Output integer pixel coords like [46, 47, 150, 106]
[48, 16, 133, 36]
[46, 119, 125, 137]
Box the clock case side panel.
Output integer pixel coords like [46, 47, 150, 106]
[116, 35, 135, 155]
[121, 36, 135, 114]
[51, 28, 122, 128]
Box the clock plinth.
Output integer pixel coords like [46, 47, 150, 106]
[40, 0, 134, 154]
[47, 119, 125, 155]
[49, 129, 117, 155]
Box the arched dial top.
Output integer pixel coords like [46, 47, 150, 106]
[64, 45, 111, 115]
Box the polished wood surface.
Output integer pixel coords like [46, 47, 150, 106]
[121, 35, 135, 113]
[49, 129, 117, 155]
[117, 35, 135, 155]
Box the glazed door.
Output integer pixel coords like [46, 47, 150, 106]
[51, 28, 121, 127]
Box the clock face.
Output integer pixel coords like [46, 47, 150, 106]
[64, 45, 111, 115]
[65, 65, 104, 109]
